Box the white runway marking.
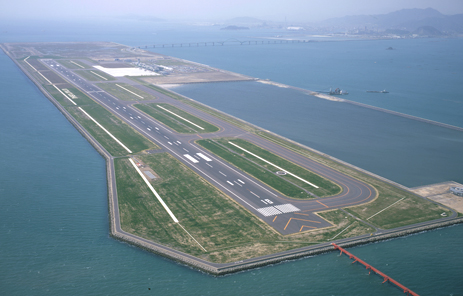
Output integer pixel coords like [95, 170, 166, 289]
[219, 171, 227, 177]
[256, 204, 299, 217]
[250, 191, 260, 198]
[226, 181, 234, 186]
[274, 204, 300, 213]
[116, 84, 144, 99]
[196, 153, 212, 162]
[156, 105, 204, 130]
[367, 197, 406, 220]
[129, 158, 178, 222]
[228, 141, 319, 188]
[184, 154, 199, 163]
[90, 70, 108, 80]
[70, 61, 85, 68]
[79, 107, 132, 153]
[257, 207, 282, 217]
[178, 223, 207, 252]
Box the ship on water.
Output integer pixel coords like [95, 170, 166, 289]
[329, 88, 348, 95]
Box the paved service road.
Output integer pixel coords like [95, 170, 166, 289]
[41, 59, 376, 235]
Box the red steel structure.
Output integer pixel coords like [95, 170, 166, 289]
[332, 243, 419, 296]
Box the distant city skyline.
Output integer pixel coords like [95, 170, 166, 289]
[2, 0, 463, 22]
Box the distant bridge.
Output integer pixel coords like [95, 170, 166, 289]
[137, 39, 316, 49]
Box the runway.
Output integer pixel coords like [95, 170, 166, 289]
[40, 59, 376, 235]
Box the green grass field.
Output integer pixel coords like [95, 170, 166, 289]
[197, 138, 341, 198]
[134, 103, 219, 134]
[43, 84, 157, 156]
[57, 59, 89, 69]
[115, 154, 278, 259]
[96, 83, 156, 101]
[115, 153, 377, 263]
[74, 70, 116, 81]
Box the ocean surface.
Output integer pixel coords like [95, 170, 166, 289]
[1, 20, 462, 295]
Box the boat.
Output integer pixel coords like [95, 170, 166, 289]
[366, 90, 389, 93]
[329, 88, 348, 95]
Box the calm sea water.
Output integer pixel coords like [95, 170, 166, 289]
[1, 20, 462, 295]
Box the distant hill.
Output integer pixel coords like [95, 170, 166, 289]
[319, 8, 463, 33]
[413, 26, 445, 36]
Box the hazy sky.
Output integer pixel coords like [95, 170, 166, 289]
[2, 0, 463, 22]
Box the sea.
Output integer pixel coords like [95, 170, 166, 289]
[1, 19, 462, 295]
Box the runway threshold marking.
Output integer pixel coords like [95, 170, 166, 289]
[228, 141, 319, 188]
[116, 84, 144, 99]
[156, 105, 204, 130]
[79, 107, 132, 153]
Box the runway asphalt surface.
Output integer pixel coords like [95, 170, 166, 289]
[40, 59, 376, 235]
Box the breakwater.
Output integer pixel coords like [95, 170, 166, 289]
[256, 79, 463, 133]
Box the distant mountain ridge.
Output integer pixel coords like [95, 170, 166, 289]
[319, 8, 463, 33]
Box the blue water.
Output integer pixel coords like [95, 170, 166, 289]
[172, 81, 463, 187]
[153, 38, 463, 129]
[1, 20, 463, 295]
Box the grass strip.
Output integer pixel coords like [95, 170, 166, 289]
[198, 139, 321, 199]
[96, 82, 156, 101]
[74, 69, 116, 81]
[43, 84, 157, 156]
[223, 138, 341, 197]
[197, 138, 340, 198]
[115, 153, 278, 260]
[134, 103, 219, 134]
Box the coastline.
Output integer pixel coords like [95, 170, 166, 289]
[3, 44, 462, 276]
